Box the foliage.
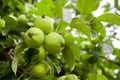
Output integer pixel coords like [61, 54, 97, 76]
[0, 0, 120, 80]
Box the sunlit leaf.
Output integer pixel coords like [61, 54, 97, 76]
[70, 17, 91, 39]
[54, 0, 63, 19]
[87, 73, 96, 80]
[32, 0, 55, 17]
[114, 0, 120, 10]
[11, 43, 27, 75]
[97, 74, 108, 80]
[11, 57, 18, 75]
[44, 56, 55, 80]
[77, 0, 100, 14]
[97, 13, 120, 26]
[62, 45, 75, 69]
[63, 32, 80, 61]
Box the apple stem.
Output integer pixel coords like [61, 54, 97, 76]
[42, 15, 45, 18]
[28, 33, 33, 38]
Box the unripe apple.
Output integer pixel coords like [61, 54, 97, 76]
[65, 74, 78, 80]
[34, 15, 54, 34]
[18, 14, 28, 24]
[44, 32, 65, 54]
[31, 62, 49, 78]
[0, 18, 5, 28]
[24, 27, 44, 48]
[58, 76, 66, 80]
[37, 46, 46, 61]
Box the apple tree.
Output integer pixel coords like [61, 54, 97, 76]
[0, 0, 120, 80]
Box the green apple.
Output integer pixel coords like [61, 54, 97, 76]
[18, 14, 28, 24]
[24, 27, 44, 48]
[34, 15, 54, 34]
[37, 46, 46, 61]
[58, 76, 66, 80]
[0, 18, 5, 28]
[44, 32, 65, 54]
[31, 62, 49, 78]
[65, 74, 78, 80]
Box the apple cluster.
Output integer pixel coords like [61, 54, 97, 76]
[23, 15, 65, 78]
[24, 15, 65, 54]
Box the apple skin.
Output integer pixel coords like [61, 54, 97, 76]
[0, 19, 5, 28]
[65, 74, 78, 80]
[58, 76, 66, 80]
[37, 46, 46, 61]
[31, 62, 49, 78]
[34, 16, 54, 34]
[24, 27, 44, 48]
[44, 32, 65, 54]
[18, 14, 28, 24]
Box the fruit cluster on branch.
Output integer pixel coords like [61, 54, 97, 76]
[23, 15, 65, 79]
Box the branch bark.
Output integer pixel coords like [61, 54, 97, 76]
[0, 46, 15, 62]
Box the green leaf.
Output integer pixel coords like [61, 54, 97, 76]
[70, 17, 91, 39]
[0, 61, 10, 78]
[87, 73, 96, 80]
[14, 0, 25, 12]
[13, 43, 27, 56]
[97, 13, 120, 26]
[97, 74, 108, 80]
[87, 17, 106, 40]
[11, 43, 27, 75]
[54, 0, 63, 19]
[48, 54, 61, 74]
[43, 56, 55, 80]
[77, 0, 100, 14]
[114, 0, 120, 10]
[62, 45, 75, 69]
[99, 26, 106, 38]
[63, 32, 80, 61]
[11, 57, 18, 75]
[62, 0, 67, 6]
[24, 48, 39, 66]
[89, 18, 104, 33]
[33, 0, 55, 17]
[57, 21, 69, 32]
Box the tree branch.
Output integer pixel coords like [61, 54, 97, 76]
[0, 46, 15, 62]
